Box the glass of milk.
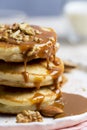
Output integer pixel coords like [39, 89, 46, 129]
[64, 1, 87, 40]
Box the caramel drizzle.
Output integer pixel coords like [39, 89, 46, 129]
[33, 82, 41, 90]
[32, 92, 45, 110]
[53, 44, 56, 62]
[22, 55, 29, 83]
[20, 44, 34, 83]
[22, 71, 29, 83]
[47, 56, 50, 69]
[16, 25, 57, 84]
[54, 79, 62, 100]
[46, 43, 57, 69]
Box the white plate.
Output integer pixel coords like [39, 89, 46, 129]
[0, 69, 87, 130]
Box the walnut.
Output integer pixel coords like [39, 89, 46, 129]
[16, 110, 43, 123]
[35, 29, 42, 34]
[19, 23, 35, 35]
[10, 30, 23, 42]
[23, 35, 30, 42]
[34, 37, 43, 43]
[6, 29, 12, 34]
[0, 31, 8, 41]
[49, 37, 55, 42]
[0, 23, 43, 43]
[19, 23, 28, 31]
[0, 24, 5, 31]
[41, 27, 50, 32]
[10, 30, 20, 38]
[3, 31, 8, 40]
[11, 23, 19, 30]
[26, 27, 35, 35]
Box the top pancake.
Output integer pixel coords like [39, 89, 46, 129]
[0, 23, 57, 62]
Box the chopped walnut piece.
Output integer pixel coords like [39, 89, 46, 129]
[25, 27, 35, 35]
[0, 24, 5, 31]
[16, 110, 43, 123]
[19, 23, 35, 35]
[0, 23, 44, 43]
[10, 30, 20, 38]
[10, 30, 23, 43]
[23, 35, 30, 42]
[19, 23, 28, 30]
[49, 37, 55, 42]
[11, 23, 19, 30]
[6, 29, 12, 34]
[34, 37, 43, 43]
[35, 29, 42, 34]
[0, 31, 8, 41]
[3, 32, 8, 40]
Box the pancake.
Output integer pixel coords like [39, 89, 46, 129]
[0, 58, 64, 88]
[0, 23, 57, 63]
[0, 86, 58, 114]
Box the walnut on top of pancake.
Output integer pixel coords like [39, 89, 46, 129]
[0, 23, 56, 44]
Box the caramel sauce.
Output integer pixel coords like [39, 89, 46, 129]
[22, 72, 29, 83]
[46, 45, 54, 69]
[53, 97, 64, 110]
[31, 25, 57, 44]
[48, 57, 64, 90]
[32, 92, 45, 109]
[48, 64, 63, 90]
[19, 43, 34, 54]
[34, 82, 41, 90]
[47, 43, 58, 69]
[34, 76, 43, 89]
[19, 25, 56, 63]
[21, 26, 57, 73]
[24, 56, 28, 72]
[20, 44, 34, 83]
[54, 83, 62, 99]
[55, 93, 87, 118]
[19, 25, 57, 83]
[52, 44, 56, 60]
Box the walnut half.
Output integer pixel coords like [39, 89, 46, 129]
[16, 110, 43, 123]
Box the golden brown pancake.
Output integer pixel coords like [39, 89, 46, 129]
[0, 86, 58, 114]
[0, 23, 57, 63]
[0, 58, 64, 88]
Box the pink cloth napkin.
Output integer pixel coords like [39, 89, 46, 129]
[59, 121, 87, 130]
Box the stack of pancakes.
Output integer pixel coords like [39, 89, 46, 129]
[0, 23, 64, 114]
